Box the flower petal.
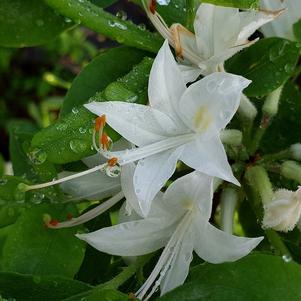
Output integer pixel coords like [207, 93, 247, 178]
[148, 40, 187, 127]
[134, 147, 184, 216]
[180, 135, 240, 186]
[60, 171, 120, 201]
[160, 229, 194, 295]
[163, 171, 214, 220]
[194, 4, 240, 59]
[193, 214, 263, 263]
[85, 101, 178, 146]
[77, 218, 175, 256]
[178, 72, 251, 134]
[178, 63, 202, 83]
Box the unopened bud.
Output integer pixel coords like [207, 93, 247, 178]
[290, 144, 301, 161]
[262, 86, 283, 117]
[281, 161, 301, 183]
[220, 129, 242, 146]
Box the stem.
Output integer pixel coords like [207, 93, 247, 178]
[43, 0, 162, 53]
[257, 149, 291, 164]
[185, 0, 195, 31]
[265, 229, 292, 258]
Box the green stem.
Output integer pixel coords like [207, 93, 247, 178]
[43, 0, 162, 53]
[185, 0, 195, 31]
[265, 229, 292, 258]
[257, 149, 291, 165]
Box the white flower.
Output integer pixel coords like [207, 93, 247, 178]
[261, 0, 301, 40]
[262, 187, 301, 232]
[85, 41, 251, 216]
[77, 172, 263, 300]
[144, 1, 280, 79]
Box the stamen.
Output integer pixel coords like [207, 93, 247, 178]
[22, 163, 109, 192]
[47, 191, 124, 229]
[136, 212, 192, 300]
[149, 0, 156, 14]
[94, 115, 106, 132]
[107, 157, 118, 167]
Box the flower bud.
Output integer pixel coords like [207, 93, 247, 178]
[262, 188, 301, 232]
[290, 144, 301, 161]
[281, 161, 301, 183]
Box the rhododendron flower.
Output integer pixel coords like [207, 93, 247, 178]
[85, 41, 251, 216]
[77, 172, 263, 300]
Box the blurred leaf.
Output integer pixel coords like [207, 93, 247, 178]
[226, 38, 300, 97]
[32, 57, 153, 164]
[1, 204, 85, 277]
[158, 254, 301, 301]
[261, 81, 301, 153]
[0, 155, 4, 177]
[0, 272, 91, 301]
[203, 0, 259, 9]
[84, 289, 130, 301]
[90, 0, 118, 7]
[0, 0, 73, 47]
[61, 47, 147, 116]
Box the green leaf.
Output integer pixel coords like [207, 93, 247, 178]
[261, 82, 301, 153]
[158, 254, 301, 301]
[293, 18, 301, 42]
[0, 272, 91, 301]
[226, 38, 300, 97]
[31, 57, 153, 164]
[0, 154, 4, 177]
[61, 46, 147, 116]
[44, 0, 162, 53]
[1, 204, 85, 277]
[84, 289, 130, 301]
[0, 0, 73, 47]
[203, 0, 259, 9]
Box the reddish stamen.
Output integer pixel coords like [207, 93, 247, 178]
[108, 157, 118, 167]
[94, 115, 106, 132]
[149, 0, 156, 14]
[101, 132, 110, 150]
[49, 219, 59, 226]
[67, 213, 73, 220]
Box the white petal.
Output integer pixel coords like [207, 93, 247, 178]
[178, 72, 251, 134]
[180, 135, 240, 186]
[134, 147, 184, 216]
[85, 101, 178, 146]
[160, 229, 194, 295]
[193, 214, 263, 263]
[76, 218, 175, 256]
[178, 63, 202, 83]
[148, 40, 187, 127]
[60, 171, 120, 201]
[163, 171, 214, 220]
[120, 163, 143, 217]
[237, 10, 280, 43]
[194, 4, 240, 59]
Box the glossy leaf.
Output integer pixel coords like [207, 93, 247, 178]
[0, 272, 91, 301]
[1, 204, 85, 277]
[158, 254, 301, 301]
[31, 57, 153, 164]
[0, 0, 73, 47]
[226, 38, 300, 97]
[293, 19, 301, 42]
[61, 47, 147, 116]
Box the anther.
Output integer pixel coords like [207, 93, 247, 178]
[94, 115, 106, 132]
[107, 157, 118, 167]
[101, 132, 111, 151]
[149, 0, 156, 14]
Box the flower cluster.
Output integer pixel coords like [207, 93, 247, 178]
[23, 0, 301, 299]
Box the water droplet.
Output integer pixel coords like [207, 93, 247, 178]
[138, 23, 146, 31]
[69, 139, 88, 154]
[72, 107, 79, 114]
[269, 48, 279, 62]
[284, 63, 294, 74]
[27, 148, 47, 165]
[135, 188, 141, 194]
[206, 79, 217, 93]
[31, 192, 45, 204]
[36, 19, 44, 27]
[282, 254, 292, 263]
[0, 178, 7, 185]
[56, 123, 68, 131]
[157, 0, 170, 5]
[105, 165, 121, 178]
[65, 17, 72, 23]
[79, 127, 86, 134]
[33, 276, 41, 284]
[116, 10, 127, 21]
[108, 20, 127, 30]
